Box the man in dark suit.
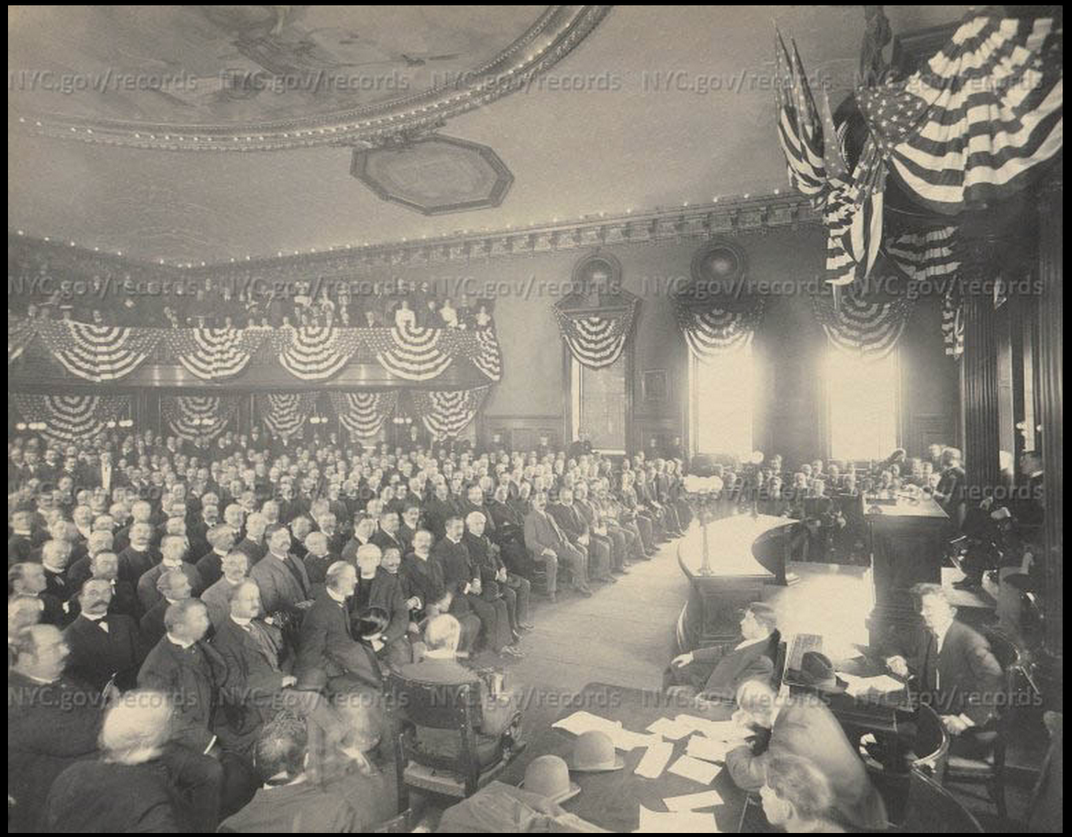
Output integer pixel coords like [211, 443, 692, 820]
[523, 490, 590, 601]
[434, 517, 514, 657]
[401, 530, 480, 653]
[664, 603, 780, 703]
[137, 598, 235, 754]
[117, 521, 158, 587]
[353, 543, 416, 666]
[43, 693, 189, 832]
[297, 561, 384, 696]
[141, 569, 193, 648]
[195, 523, 236, 590]
[138, 534, 203, 614]
[8, 624, 105, 833]
[422, 482, 456, 542]
[63, 578, 148, 692]
[212, 580, 296, 730]
[369, 510, 406, 555]
[341, 514, 377, 564]
[886, 583, 1004, 758]
[725, 680, 888, 831]
[9, 561, 67, 627]
[234, 512, 269, 567]
[250, 524, 314, 620]
[398, 614, 522, 765]
[464, 511, 532, 640]
[549, 486, 613, 584]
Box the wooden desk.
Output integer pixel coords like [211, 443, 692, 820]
[864, 497, 951, 652]
[498, 682, 750, 833]
[676, 514, 796, 653]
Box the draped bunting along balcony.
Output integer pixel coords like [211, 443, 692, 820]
[7, 317, 502, 387]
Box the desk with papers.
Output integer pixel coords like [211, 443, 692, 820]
[498, 682, 762, 833]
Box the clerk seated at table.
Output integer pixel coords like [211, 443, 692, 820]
[726, 679, 887, 830]
[663, 602, 780, 704]
[397, 614, 522, 767]
[884, 583, 1004, 759]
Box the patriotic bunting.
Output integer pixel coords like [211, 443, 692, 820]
[327, 391, 400, 438]
[941, 284, 965, 360]
[11, 320, 503, 384]
[273, 326, 360, 381]
[366, 322, 454, 381]
[33, 320, 161, 382]
[160, 395, 240, 441]
[811, 290, 915, 361]
[674, 297, 766, 359]
[553, 293, 640, 369]
[11, 393, 130, 444]
[885, 226, 961, 282]
[411, 387, 491, 440]
[256, 393, 319, 440]
[162, 327, 268, 380]
[859, 12, 1063, 215]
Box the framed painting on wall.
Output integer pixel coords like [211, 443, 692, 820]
[642, 369, 669, 404]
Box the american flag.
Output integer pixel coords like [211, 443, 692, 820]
[774, 28, 826, 201]
[857, 12, 1063, 214]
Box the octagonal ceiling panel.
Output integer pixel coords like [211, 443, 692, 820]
[351, 136, 512, 215]
[8, 5, 610, 150]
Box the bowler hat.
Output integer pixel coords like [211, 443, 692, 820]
[521, 755, 581, 804]
[567, 731, 624, 773]
[799, 651, 847, 693]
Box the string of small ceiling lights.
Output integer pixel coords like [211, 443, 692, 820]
[10, 188, 796, 268]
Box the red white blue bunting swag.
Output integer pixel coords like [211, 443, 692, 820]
[11, 393, 130, 443]
[811, 291, 915, 361]
[327, 391, 400, 439]
[256, 393, 320, 439]
[673, 298, 766, 359]
[411, 387, 491, 440]
[161, 395, 240, 441]
[162, 327, 268, 380]
[33, 320, 161, 382]
[553, 294, 639, 369]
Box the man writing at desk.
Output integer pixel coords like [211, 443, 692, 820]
[885, 583, 1004, 759]
[663, 603, 780, 708]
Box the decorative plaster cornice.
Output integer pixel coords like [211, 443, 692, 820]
[8, 192, 820, 279]
[11, 6, 612, 152]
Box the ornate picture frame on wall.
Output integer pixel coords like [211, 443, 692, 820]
[642, 369, 669, 404]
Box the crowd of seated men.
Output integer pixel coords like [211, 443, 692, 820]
[10, 279, 497, 330]
[7, 423, 696, 832]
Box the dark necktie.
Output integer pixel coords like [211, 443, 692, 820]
[282, 555, 308, 599]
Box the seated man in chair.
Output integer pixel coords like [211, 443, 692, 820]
[397, 614, 523, 768]
[663, 602, 780, 709]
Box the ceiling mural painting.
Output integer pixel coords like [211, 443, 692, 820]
[9, 5, 610, 151]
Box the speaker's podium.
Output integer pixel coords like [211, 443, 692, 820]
[864, 495, 951, 653]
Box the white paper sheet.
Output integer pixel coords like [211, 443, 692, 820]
[637, 805, 719, 833]
[685, 735, 735, 763]
[551, 711, 661, 751]
[674, 714, 751, 742]
[668, 754, 721, 785]
[634, 741, 675, 779]
[839, 673, 906, 698]
[662, 790, 725, 811]
[646, 716, 694, 740]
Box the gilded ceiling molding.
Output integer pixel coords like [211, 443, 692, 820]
[12, 6, 612, 152]
[8, 193, 820, 280]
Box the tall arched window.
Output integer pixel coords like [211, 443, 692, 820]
[688, 344, 755, 459]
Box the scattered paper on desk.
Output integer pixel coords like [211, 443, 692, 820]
[668, 754, 721, 785]
[637, 805, 719, 833]
[685, 735, 734, 763]
[839, 673, 905, 698]
[634, 741, 674, 779]
[662, 790, 724, 811]
[647, 717, 693, 740]
[675, 715, 751, 742]
[552, 711, 660, 751]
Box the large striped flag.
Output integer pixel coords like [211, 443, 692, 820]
[774, 29, 827, 202]
[366, 322, 454, 381]
[858, 12, 1062, 214]
[885, 226, 961, 282]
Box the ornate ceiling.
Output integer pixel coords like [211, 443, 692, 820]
[8, 5, 974, 264]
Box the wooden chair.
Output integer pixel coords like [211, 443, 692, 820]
[387, 671, 519, 812]
[912, 702, 950, 784]
[891, 768, 984, 833]
[942, 628, 1026, 822]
